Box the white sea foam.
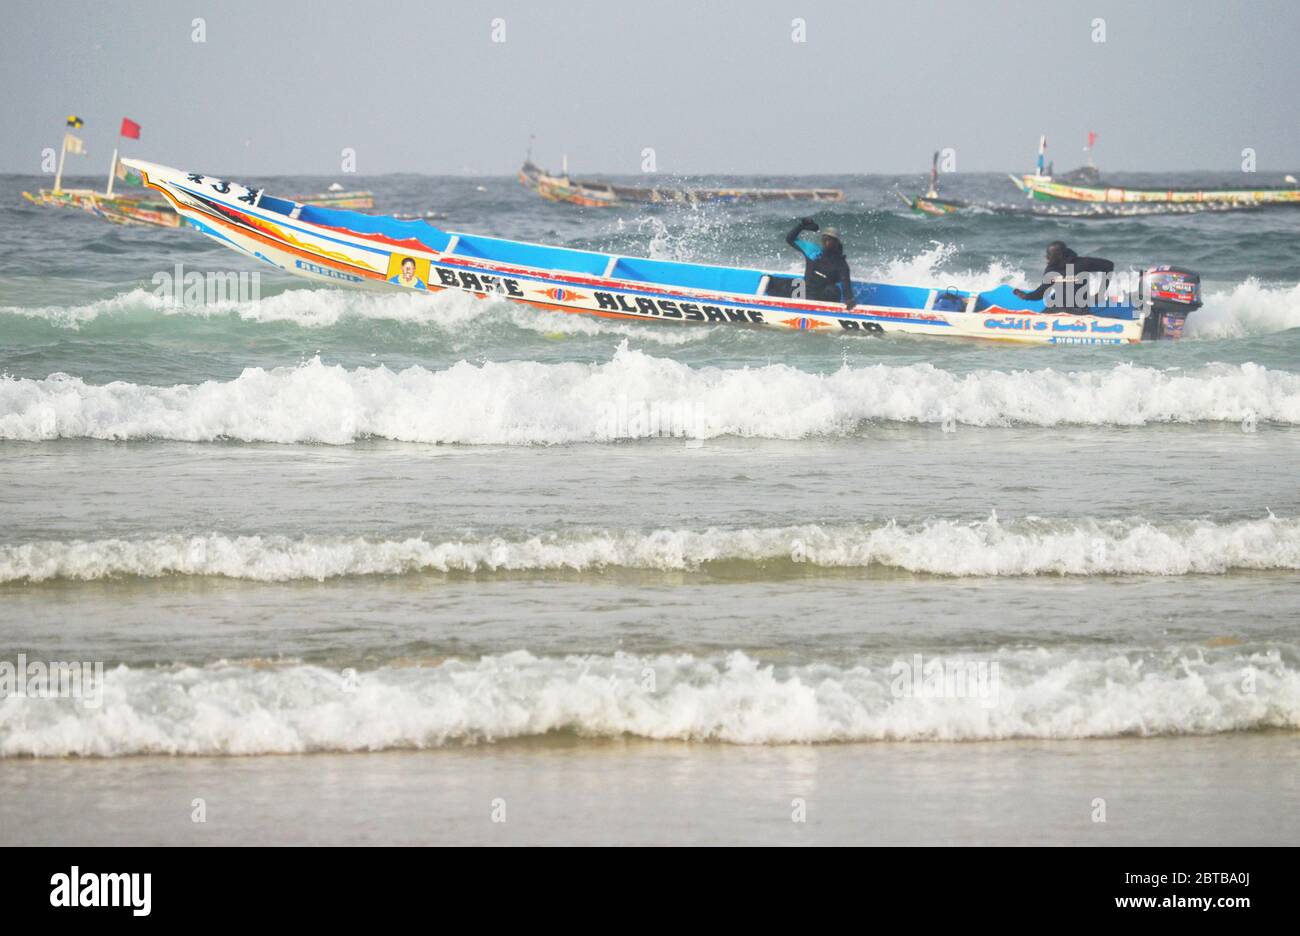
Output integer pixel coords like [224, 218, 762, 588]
[1185, 279, 1300, 339]
[2, 646, 1295, 756]
[0, 288, 171, 328]
[3, 347, 1299, 443]
[0, 286, 705, 345]
[2, 515, 1296, 582]
[7, 272, 1298, 339]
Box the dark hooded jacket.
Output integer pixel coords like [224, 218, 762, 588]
[786, 221, 855, 306]
[1022, 246, 1115, 310]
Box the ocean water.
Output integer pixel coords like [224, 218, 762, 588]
[1, 171, 1298, 844]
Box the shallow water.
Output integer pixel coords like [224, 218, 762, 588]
[1, 170, 1297, 842]
[3, 735, 1296, 845]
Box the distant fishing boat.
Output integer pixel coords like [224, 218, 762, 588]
[898, 192, 966, 216]
[899, 151, 964, 215]
[1010, 173, 1300, 207]
[518, 158, 844, 207]
[895, 146, 1196, 218]
[899, 190, 1274, 219]
[124, 158, 1205, 346]
[1010, 132, 1299, 207]
[298, 183, 376, 210]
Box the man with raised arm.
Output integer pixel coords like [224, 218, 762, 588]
[786, 218, 856, 310]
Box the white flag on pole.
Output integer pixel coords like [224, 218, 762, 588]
[64, 133, 87, 155]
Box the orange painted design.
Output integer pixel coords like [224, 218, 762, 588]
[237, 213, 367, 269]
[541, 286, 588, 303]
[780, 316, 830, 330]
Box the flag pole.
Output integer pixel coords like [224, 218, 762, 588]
[54, 134, 69, 193]
[106, 147, 119, 197]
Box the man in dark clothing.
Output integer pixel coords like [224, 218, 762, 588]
[786, 218, 856, 309]
[1013, 240, 1115, 312]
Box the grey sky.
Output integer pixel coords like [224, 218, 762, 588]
[5, 0, 1298, 176]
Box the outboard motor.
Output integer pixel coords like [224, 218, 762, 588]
[1141, 267, 1202, 340]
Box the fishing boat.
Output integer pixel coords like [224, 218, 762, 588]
[898, 191, 966, 216]
[900, 190, 1267, 219]
[20, 186, 177, 225]
[520, 159, 618, 207]
[899, 152, 967, 215]
[1011, 173, 1300, 207]
[518, 159, 844, 208]
[87, 193, 185, 227]
[900, 152, 1280, 218]
[1007, 131, 1299, 207]
[298, 187, 375, 210]
[125, 158, 1203, 346]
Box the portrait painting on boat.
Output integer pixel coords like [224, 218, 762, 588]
[385, 253, 428, 290]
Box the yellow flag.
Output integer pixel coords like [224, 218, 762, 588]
[64, 133, 86, 155]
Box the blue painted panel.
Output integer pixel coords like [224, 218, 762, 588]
[852, 282, 934, 310]
[977, 284, 1040, 311]
[297, 205, 452, 252]
[452, 235, 611, 275]
[977, 284, 1138, 319]
[611, 256, 764, 294]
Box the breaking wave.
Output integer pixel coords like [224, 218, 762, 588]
[0, 286, 706, 345]
[2, 515, 1296, 582]
[2, 646, 1296, 756]
[3, 346, 1298, 444]
[3, 274, 1298, 341]
[1184, 279, 1300, 339]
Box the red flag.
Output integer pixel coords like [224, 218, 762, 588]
[120, 117, 141, 140]
[1087, 131, 1097, 149]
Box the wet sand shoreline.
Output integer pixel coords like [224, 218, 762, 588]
[3, 732, 1296, 846]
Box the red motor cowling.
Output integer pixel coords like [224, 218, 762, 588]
[1142, 267, 1202, 339]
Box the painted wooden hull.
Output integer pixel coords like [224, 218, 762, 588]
[90, 196, 184, 227]
[127, 158, 1152, 346]
[1012, 174, 1300, 207]
[22, 188, 182, 227]
[898, 192, 966, 216]
[901, 188, 1264, 219]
